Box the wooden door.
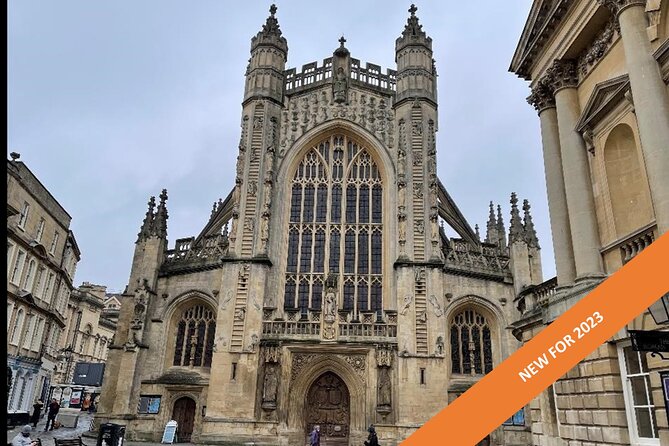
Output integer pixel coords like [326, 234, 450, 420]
[305, 372, 350, 445]
[172, 397, 196, 443]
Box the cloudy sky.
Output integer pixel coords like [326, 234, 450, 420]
[8, 0, 551, 292]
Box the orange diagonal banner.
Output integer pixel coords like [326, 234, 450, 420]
[402, 232, 669, 446]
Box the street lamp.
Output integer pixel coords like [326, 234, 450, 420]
[648, 292, 669, 326]
[59, 346, 74, 384]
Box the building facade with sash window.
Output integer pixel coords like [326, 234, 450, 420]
[510, 0, 669, 444]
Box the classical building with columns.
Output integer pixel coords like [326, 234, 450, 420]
[511, 0, 669, 445]
[95, 5, 545, 446]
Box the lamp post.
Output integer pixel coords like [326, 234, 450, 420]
[629, 292, 669, 360]
[59, 346, 74, 384]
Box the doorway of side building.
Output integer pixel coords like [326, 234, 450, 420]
[172, 396, 196, 443]
[305, 372, 350, 446]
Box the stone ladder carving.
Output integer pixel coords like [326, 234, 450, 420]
[414, 267, 428, 355]
[241, 105, 265, 257]
[411, 103, 425, 261]
[230, 263, 251, 351]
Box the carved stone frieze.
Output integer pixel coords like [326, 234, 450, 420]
[577, 19, 619, 77]
[376, 348, 393, 368]
[263, 344, 282, 363]
[290, 353, 367, 384]
[279, 87, 395, 157]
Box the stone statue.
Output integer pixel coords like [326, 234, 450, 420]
[262, 365, 279, 406]
[378, 369, 391, 407]
[260, 215, 270, 252]
[400, 295, 413, 315]
[436, 336, 444, 356]
[397, 149, 406, 179]
[324, 289, 337, 323]
[333, 67, 348, 104]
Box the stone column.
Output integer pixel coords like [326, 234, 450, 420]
[528, 79, 577, 285]
[548, 60, 605, 279]
[600, 0, 669, 234]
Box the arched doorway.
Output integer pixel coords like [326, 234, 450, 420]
[172, 397, 196, 443]
[305, 372, 350, 445]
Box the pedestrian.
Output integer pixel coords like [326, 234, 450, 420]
[364, 424, 379, 446]
[31, 400, 44, 428]
[309, 425, 320, 446]
[44, 398, 60, 431]
[11, 425, 39, 446]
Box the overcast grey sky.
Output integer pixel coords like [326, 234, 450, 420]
[8, 0, 551, 292]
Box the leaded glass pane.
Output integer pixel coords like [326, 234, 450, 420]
[283, 135, 383, 315]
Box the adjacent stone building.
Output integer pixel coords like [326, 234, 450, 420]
[96, 5, 547, 445]
[52, 282, 117, 385]
[510, 0, 669, 444]
[7, 153, 81, 412]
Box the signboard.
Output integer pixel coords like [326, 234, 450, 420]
[70, 390, 82, 405]
[161, 420, 178, 444]
[629, 330, 669, 353]
[662, 372, 669, 426]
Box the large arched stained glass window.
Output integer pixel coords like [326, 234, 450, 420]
[173, 304, 216, 368]
[284, 134, 383, 315]
[450, 309, 493, 375]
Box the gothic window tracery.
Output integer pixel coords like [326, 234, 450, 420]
[284, 134, 383, 314]
[173, 304, 216, 368]
[450, 308, 493, 375]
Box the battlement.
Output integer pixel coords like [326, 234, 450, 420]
[284, 57, 396, 94]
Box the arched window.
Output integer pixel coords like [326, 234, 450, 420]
[10, 308, 25, 345]
[284, 134, 383, 315]
[604, 124, 652, 237]
[450, 308, 493, 375]
[173, 304, 216, 368]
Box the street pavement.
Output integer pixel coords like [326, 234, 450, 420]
[6, 413, 198, 446]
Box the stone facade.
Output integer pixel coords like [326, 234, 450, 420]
[95, 5, 546, 445]
[52, 282, 117, 385]
[511, 0, 669, 445]
[7, 154, 81, 412]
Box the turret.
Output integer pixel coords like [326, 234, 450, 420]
[128, 190, 168, 293]
[523, 199, 543, 284]
[244, 4, 288, 105]
[394, 4, 437, 105]
[508, 193, 543, 294]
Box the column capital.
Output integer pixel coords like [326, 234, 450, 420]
[547, 59, 579, 93]
[527, 76, 556, 113]
[597, 0, 646, 18]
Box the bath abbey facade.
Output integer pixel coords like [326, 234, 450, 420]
[96, 5, 544, 445]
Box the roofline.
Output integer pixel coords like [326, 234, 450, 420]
[7, 159, 73, 220]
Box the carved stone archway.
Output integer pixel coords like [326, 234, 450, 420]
[285, 351, 368, 444]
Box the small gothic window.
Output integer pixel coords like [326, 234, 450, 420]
[173, 304, 216, 368]
[450, 308, 493, 375]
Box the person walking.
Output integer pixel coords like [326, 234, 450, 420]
[364, 424, 380, 446]
[44, 398, 60, 431]
[309, 425, 320, 446]
[30, 400, 44, 428]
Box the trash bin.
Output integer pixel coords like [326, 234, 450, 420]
[97, 423, 126, 446]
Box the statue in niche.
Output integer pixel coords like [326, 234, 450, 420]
[398, 211, 407, 242]
[436, 336, 445, 356]
[397, 149, 407, 179]
[378, 368, 392, 407]
[324, 289, 337, 323]
[264, 147, 275, 185]
[260, 214, 270, 253]
[262, 364, 279, 407]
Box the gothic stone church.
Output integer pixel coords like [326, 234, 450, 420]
[97, 5, 543, 446]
